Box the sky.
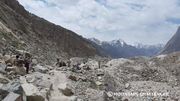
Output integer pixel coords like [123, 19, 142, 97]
[17, 0, 180, 45]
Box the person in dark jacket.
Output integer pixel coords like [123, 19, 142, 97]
[24, 57, 30, 74]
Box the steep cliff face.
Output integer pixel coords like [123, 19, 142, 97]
[0, 0, 98, 60]
[156, 26, 180, 55]
[27, 14, 96, 57]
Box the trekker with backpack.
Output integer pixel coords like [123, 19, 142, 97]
[24, 57, 30, 74]
[98, 61, 101, 69]
[14, 55, 23, 67]
[14, 55, 20, 66]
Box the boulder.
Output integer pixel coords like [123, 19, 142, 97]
[97, 73, 104, 76]
[45, 65, 53, 70]
[56, 66, 67, 71]
[8, 71, 16, 75]
[77, 76, 87, 82]
[6, 63, 12, 67]
[86, 88, 106, 101]
[0, 74, 11, 84]
[96, 81, 103, 86]
[26, 75, 43, 84]
[125, 83, 130, 89]
[22, 83, 45, 101]
[68, 75, 77, 81]
[2, 92, 22, 101]
[15, 50, 32, 57]
[96, 70, 104, 76]
[0, 81, 26, 101]
[31, 59, 38, 66]
[79, 63, 86, 68]
[1, 55, 14, 64]
[5, 66, 16, 72]
[106, 91, 113, 98]
[19, 76, 27, 84]
[49, 71, 54, 76]
[15, 67, 26, 75]
[58, 83, 73, 96]
[0, 63, 6, 74]
[40, 88, 50, 100]
[26, 76, 37, 84]
[34, 64, 49, 73]
[0, 59, 5, 64]
[98, 76, 102, 80]
[26, 74, 52, 89]
[35, 80, 53, 90]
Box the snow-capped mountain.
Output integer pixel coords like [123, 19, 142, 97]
[88, 38, 164, 58]
[88, 38, 126, 47]
[88, 38, 103, 46]
[109, 39, 125, 47]
[136, 44, 164, 50]
[135, 44, 164, 56]
[88, 38, 141, 58]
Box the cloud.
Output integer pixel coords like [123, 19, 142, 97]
[18, 0, 180, 45]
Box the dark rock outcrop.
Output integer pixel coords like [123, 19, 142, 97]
[0, 81, 26, 101]
[156, 26, 180, 55]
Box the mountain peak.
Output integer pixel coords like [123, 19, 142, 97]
[88, 38, 102, 45]
[110, 39, 125, 47]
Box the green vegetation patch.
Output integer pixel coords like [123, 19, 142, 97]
[0, 41, 3, 45]
[12, 40, 19, 48]
[1, 32, 11, 41]
[0, 16, 7, 24]
[20, 24, 27, 33]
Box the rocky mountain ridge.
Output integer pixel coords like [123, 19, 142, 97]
[156, 26, 180, 55]
[88, 38, 164, 58]
[0, 0, 98, 64]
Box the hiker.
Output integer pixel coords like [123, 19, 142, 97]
[13, 55, 20, 66]
[19, 56, 24, 66]
[67, 60, 71, 67]
[76, 64, 80, 70]
[55, 58, 60, 66]
[98, 61, 101, 69]
[13, 55, 26, 75]
[24, 57, 30, 74]
[77, 62, 81, 65]
[62, 61, 66, 66]
[86, 66, 91, 70]
[13, 55, 23, 67]
[59, 61, 63, 67]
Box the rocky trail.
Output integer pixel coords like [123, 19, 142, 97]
[0, 50, 180, 101]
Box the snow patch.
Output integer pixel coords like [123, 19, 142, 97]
[156, 54, 166, 58]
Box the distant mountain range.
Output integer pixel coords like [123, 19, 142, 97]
[136, 44, 164, 56]
[87, 38, 164, 58]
